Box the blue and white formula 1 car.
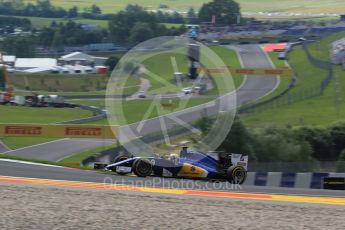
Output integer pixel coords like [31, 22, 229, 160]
[105, 147, 248, 184]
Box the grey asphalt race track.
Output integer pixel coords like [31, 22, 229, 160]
[233, 45, 278, 106]
[4, 139, 116, 162]
[0, 160, 344, 197]
[0, 141, 9, 153]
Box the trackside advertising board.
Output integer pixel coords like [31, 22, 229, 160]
[200, 67, 294, 76]
[0, 124, 118, 139]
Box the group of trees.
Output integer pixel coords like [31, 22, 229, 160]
[215, 118, 313, 163]
[0, 16, 31, 28]
[199, 0, 241, 25]
[198, 117, 345, 171]
[39, 20, 107, 47]
[108, 5, 185, 44]
[1, 20, 108, 56]
[0, 0, 242, 25]
[0, 5, 187, 53]
[1, 36, 36, 57]
[156, 11, 186, 24]
[0, 16, 31, 34]
[0, 0, 102, 19]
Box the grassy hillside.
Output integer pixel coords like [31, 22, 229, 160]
[1, 15, 180, 29]
[243, 33, 345, 127]
[23, 0, 345, 14]
[0, 106, 93, 149]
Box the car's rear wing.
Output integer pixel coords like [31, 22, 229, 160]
[231, 154, 248, 170]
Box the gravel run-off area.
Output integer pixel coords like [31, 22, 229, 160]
[0, 182, 345, 230]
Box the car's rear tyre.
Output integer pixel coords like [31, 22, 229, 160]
[132, 159, 153, 177]
[113, 155, 130, 175]
[227, 166, 247, 184]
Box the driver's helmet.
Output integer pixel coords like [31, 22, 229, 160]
[180, 146, 188, 158]
[168, 153, 179, 163]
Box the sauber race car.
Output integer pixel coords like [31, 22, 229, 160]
[104, 147, 248, 184]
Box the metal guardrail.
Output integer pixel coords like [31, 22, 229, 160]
[249, 161, 345, 173]
[56, 103, 107, 125]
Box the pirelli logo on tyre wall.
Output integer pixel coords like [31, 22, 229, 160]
[5, 126, 42, 136]
[65, 127, 102, 137]
[0, 124, 118, 139]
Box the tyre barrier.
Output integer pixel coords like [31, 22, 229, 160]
[244, 172, 345, 190]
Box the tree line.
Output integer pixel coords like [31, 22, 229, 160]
[0, 5, 187, 57]
[0, 0, 242, 57]
[0, 0, 242, 25]
[198, 117, 345, 172]
[39, 20, 108, 48]
[109, 5, 185, 44]
[0, 0, 189, 23]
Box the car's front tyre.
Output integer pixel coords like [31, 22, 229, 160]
[132, 159, 153, 177]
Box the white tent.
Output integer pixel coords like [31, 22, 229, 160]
[15, 58, 57, 70]
[60, 52, 94, 62]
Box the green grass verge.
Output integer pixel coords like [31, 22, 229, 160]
[1, 15, 185, 30]
[139, 46, 242, 95]
[58, 143, 117, 165]
[141, 50, 189, 95]
[243, 82, 345, 127]
[308, 31, 345, 62]
[102, 98, 212, 125]
[287, 46, 327, 95]
[68, 98, 215, 125]
[23, 0, 345, 14]
[0, 106, 92, 123]
[15, 91, 106, 97]
[66, 99, 106, 108]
